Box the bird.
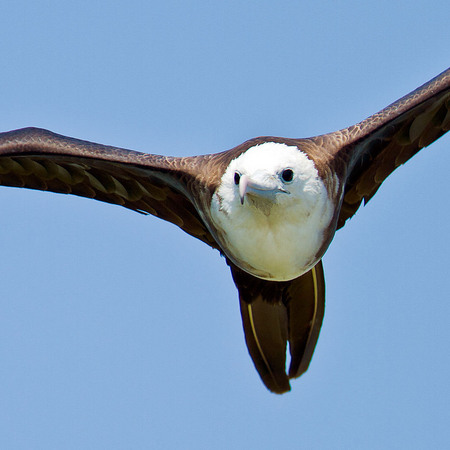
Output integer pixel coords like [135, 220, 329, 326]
[0, 68, 448, 394]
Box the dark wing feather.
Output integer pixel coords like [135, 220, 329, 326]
[239, 295, 290, 393]
[0, 127, 217, 248]
[324, 67, 450, 228]
[287, 261, 325, 379]
[231, 261, 325, 394]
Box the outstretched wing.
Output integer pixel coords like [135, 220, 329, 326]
[230, 261, 325, 394]
[0, 127, 217, 248]
[319, 67, 450, 228]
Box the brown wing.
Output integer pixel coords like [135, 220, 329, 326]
[323, 67, 450, 229]
[0, 127, 217, 248]
[230, 261, 325, 394]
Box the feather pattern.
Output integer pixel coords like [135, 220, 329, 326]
[0, 127, 218, 248]
[312, 67, 450, 228]
[232, 262, 325, 393]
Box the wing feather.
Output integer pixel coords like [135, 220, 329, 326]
[316, 68, 450, 228]
[0, 127, 217, 248]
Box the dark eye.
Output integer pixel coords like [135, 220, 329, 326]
[234, 172, 241, 185]
[281, 169, 294, 183]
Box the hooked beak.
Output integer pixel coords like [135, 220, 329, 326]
[239, 174, 290, 205]
[239, 175, 250, 205]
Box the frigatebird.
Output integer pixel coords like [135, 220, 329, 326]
[0, 68, 448, 393]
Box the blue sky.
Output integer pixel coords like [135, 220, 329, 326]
[0, 1, 449, 449]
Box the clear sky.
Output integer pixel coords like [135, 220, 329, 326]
[0, 1, 449, 449]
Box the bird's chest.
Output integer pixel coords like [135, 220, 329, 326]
[211, 200, 331, 281]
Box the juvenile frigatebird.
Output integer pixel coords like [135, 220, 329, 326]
[0, 67, 448, 393]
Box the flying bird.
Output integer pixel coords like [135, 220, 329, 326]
[0, 68, 449, 394]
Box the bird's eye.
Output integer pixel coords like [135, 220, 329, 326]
[234, 172, 241, 185]
[281, 169, 294, 183]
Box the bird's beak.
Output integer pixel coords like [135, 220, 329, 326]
[239, 175, 250, 205]
[239, 174, 290, 205]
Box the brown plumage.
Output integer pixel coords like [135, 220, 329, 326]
[0, 67, 448, 393]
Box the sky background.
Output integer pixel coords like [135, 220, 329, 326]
[0, 1, 449, 449]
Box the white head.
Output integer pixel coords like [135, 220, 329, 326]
[210, 142, 334, 281]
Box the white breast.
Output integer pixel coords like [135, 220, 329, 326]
[210, 142, 334, 281]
